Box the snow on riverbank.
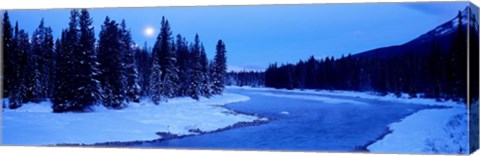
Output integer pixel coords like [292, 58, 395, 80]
[2, 93, 262, 146]
[257, 92, 368, 105]
[367, 107, 467, 154]
[227, 86, 462, 107]
[229, 86, 467, 154]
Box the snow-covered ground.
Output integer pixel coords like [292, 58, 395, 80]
[257, 92, 368, 106]
[228, 86, 462, 107]
[367, 107, 467, 154]
[229, 86, 468, 154]
[2, 93, 264, 145]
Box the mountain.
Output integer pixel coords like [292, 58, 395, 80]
[353, 6, 478, 59]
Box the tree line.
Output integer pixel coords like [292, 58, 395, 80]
[227, 11, 475, 102]
[226, 71, 264, 87]
[2, 9, 228, 112]
[264, 11, 473, 102]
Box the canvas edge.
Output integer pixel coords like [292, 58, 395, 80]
[0, 1, 478, 155]
[469, 1, 480, 154]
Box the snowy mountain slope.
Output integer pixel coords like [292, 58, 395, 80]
[353, 6, 478, 59]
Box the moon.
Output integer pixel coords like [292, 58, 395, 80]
[144, 26, 155, 37]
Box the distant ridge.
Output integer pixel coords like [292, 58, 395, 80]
[353, 6, 478, 59]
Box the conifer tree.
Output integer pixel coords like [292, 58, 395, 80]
[10, 22, 30, 109]
[175, 34, 190, 96]
[30, 19, 46, 102]
[44, 27, 55, 98]
[98, 16, 126, 108]
[2, 11, 14, 97]
[199, 43, 211, 97]
[186, 34, 202, 100]
[30, 19, 55, 102]
[135, 43, 151, 97]
[52, 29, 70, 112]
[71, 9, 102, 110]
[120, 20, 140, 102]
[52, 10, 80, 112]
[154, 17, 179, 99]
[446, 11, 467, 101]
[149, 50, 163, 104]
[212, 40, 227, 94]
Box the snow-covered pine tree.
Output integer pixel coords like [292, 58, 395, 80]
[52, 10, 81, 112]
[44, 27, 55, 98]
[120, 20, 140, 102]
[98, 16, 127, 108]
[208, 60, 216, 95]
[30, 19, 55, 102]
[199, 44, 211, 97]
[3, 11, 14, 98]
[135, 42, 151, 97]
[154, 17, 179, 99]
[186, 34, 202, 100]
[149, 50, 163, 104]
[64, 10, 81, 110]
[69, 9, 102, 111]
[17, 31, 31, 106]
[9, 22, 30, 109]
[175, 34, 190, 97]
[52, 29, 71, 112]
[24, 45, 35, 103]
[30, 19, 45, 102]
[52, 38, 62, 100]
[445, 11, 467, 101]
[212, 40, 227, 95]
[170, 40, 181, 97]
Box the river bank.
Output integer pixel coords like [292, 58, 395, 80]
[2, 93, 266, 145]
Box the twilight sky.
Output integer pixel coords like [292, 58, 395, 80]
[4, 2, 469, 71]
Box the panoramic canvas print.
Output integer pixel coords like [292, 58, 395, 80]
[1, 1, 479, 155]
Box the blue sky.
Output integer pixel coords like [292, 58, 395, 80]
[5, 2, 469, 71]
